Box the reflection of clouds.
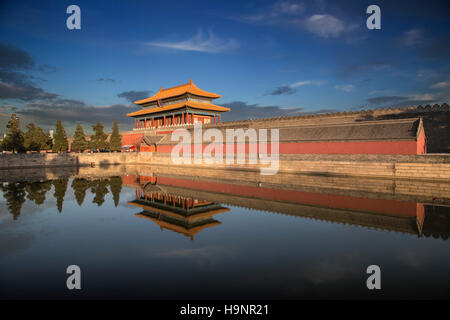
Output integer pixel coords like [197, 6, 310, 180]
[397, 251, 422, 269]
[0, 232, 35, 256]
[39, 225, 59, 237]
[157, 246, 238, 267]
[0, 203, 10, 220]
[308, 257, 359, 285]
[118, 188, 139, 210]
[159, 247, 214, 257]
[97, 216, 117, 222]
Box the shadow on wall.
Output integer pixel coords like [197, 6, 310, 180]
[378, 111, 449, 154]
[355, 105, 450, 153]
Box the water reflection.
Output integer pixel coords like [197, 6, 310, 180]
[0, 176, 123, 219]
[128, 179, 229, 240]
[1, 166, 450, 299]
[122, 173, 450, 241]
[1, 182, 27, 220]
[1, 170, 450, 242]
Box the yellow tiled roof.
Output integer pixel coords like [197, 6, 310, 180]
[126, 100, 230, 117]
[134, 79, 221, 105]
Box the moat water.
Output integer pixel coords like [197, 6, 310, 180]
[1, 167, 449, 299]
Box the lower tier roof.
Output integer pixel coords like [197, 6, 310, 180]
[127, 100, 230, 117]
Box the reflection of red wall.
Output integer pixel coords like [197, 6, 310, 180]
[121, 174, 138, 186]
[416, 203, 425, 225]
[140, 176, 157, 184]
[156, 176, 419, 217]
[156, 140, 420, 155]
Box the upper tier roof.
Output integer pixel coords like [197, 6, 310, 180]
[127, 100, 230, 117]
[134, 79, 221, 105]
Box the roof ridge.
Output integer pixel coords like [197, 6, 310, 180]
[221, 103, 449, 124]
[160, 82, 190, 92]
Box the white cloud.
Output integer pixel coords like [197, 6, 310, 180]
[335, 84, 354, 92]
[276, 1, 305, 14]
[244, 1, 305, 23]
[243, 3, 359, 40]
[407, 93, 436, 101]
[369, 89, 393, 96]
[290, 80, 325, 88]
[145, 30, 238, 53]
[304, 14, 346, 38]
[401, 28, 424, 46]
[430, 81, 449, 89]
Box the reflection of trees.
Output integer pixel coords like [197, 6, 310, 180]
[90, 179, 109, 207]
[26, 181, 52, 205]
[1, 176, 123, 216]
[71, 178, 90, 206]
[53, 179, 68, 213]
[1, 182, 27, 220]
[109, 176, 122, 207]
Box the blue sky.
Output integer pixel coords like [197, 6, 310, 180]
[0, 0, 449, 133]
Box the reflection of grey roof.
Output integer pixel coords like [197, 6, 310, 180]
[278, 118, 420, 142]
[143, 183, 166, 194]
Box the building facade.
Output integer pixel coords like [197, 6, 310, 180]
[127, 79, 229, 129]
[122, 79, 229, 152]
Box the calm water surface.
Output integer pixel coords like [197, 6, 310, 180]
[0, 167, 449, 299]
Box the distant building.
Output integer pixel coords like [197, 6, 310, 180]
[122, 79, 229, 152]
[126, 79, 229, 128]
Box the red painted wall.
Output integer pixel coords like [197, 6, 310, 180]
[417, 127, 427, 154]
[156, 140, 419, 155]
[122, 133, 143, 146]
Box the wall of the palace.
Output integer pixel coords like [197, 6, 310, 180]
[2, 152, 450, 181]
[417, 125, 427, 154]
[152, 140, 420, 155]
[0, 152, 142, 169]
[147, 153, 450, 181]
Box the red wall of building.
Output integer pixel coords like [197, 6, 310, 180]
[122, 133, 143, 146]
[417, 127, 427, 154]
[156, 140, 419, 155]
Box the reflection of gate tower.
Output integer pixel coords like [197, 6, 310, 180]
[127, 176, 229, 240]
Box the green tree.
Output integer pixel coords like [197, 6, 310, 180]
[91, 179, 109, 206]
[53, 178, 68, 212]
[71, 124, 89, 153]
[1, 182, 26, 220]
[52, 119, 68, 153]
[26, 181, 52, 205]
[24, 123, 52, 152]
[90, 122, 109, 151]
[109, 176, 122, 207]
[71, 178, 90, 206]
[1, 114, 25, 153]
[109, 121, 122, 152]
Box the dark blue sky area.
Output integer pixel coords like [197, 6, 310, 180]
[0, 0, 449, 132]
